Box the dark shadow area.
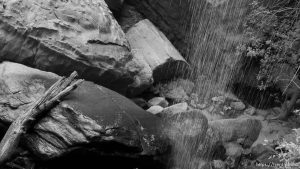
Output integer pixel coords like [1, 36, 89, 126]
[231, 83, 282, 109]
[36, 147, 167, 169]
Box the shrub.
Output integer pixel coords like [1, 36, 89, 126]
[237, 0, 300, 89]
[275, 128, 300, 169]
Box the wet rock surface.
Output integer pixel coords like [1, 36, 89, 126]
[0, 0, 146, 96]
[0, 61, 295, 169]
[148, 97, 169, 108]
[147, 105, 164, 115]
[0, 1, 299, 168]
[158, 102, 189, 117]
[209, 117, 262, 148]
[0, 62, 168, 167]
[154, 78, 195, 103]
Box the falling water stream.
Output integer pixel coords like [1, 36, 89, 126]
[186, 0, 249, 101]
[165, 0, 252, 168]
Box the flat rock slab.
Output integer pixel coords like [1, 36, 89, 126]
[0, 0, 145, 95]
[0, 62, 168, 160]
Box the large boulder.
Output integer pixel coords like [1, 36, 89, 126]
[0, 62, 168, 166]
[0, 0, 146, 96]
[162, 110, 222, 169]
[209, 117, 262, 148]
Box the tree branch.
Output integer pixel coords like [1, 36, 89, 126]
[0, 71, 83, 166]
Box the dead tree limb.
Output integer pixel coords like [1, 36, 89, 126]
[0, 71, 83, 166]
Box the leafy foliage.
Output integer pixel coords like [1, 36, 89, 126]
[275, 128, 300, 169]
[237, 0, 300, 89]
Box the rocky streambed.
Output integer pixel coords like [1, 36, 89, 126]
[0, 0, 299, 169]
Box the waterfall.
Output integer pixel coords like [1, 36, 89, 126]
[166, 1, 252, 169]
[185, 0, 250, 102]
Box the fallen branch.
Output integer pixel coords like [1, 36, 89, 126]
[0, 71, 83, 166]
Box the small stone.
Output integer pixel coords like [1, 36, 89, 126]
[131, 98, 149, 109]
[176, 79, 195, 95]
[190, 100, 197, 108]
[213, 160, 226, 169]
[224, 142, 243, 158]
[197, 103, 207, 109]
[251, 144, 277, 161]
[163, 86, 188, 102]
[159, 79, 193, 102]
[212, 96, 226, 103]
[148, 97, 169, 108]
[244, 107, 256, 116]
[147, 105, 164, 115]
[159, 102, 188, 116]
[242, 148, 251, 155]
[236, 138, 245, 144]
[230, 101, 246, 111]
[190, 93, 199, 102]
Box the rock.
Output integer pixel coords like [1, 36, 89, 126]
[0, 62, 168, 162]
[251, 144, 281, 166]
[147, 105, 164, 115]
[176, 79, 195, 95]
[251, 144, 276, 160]
[209, 117, 262, 148]
[104, 0, 124, 17]
[163, 110, 222, 162]
[212, 96, 226, 103]
[0, 0, 147, 96]
[148, 97, 169, 108]
[131, 98, 149, 109]
[126, 19, 190, 85]
[163, 110, 209, 164]
[213, 160, 226, 169]
[159, 79, 194, 102]
[196, 160, 212, 169]
[224, 142, 243, 158]
[230, 101, 246, 111]
[0, 62, 58, 123]
[118, 4, 144, 32]
[198, 103, 208, 109]
[163, 86, 188, 102]
[189, 93, 199, 107]
[158, 102, 188, 117]
[244, 107, 256, 116]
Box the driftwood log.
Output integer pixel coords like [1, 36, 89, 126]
[126, 19, 190, 86]
[0, 71, 83, 166]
